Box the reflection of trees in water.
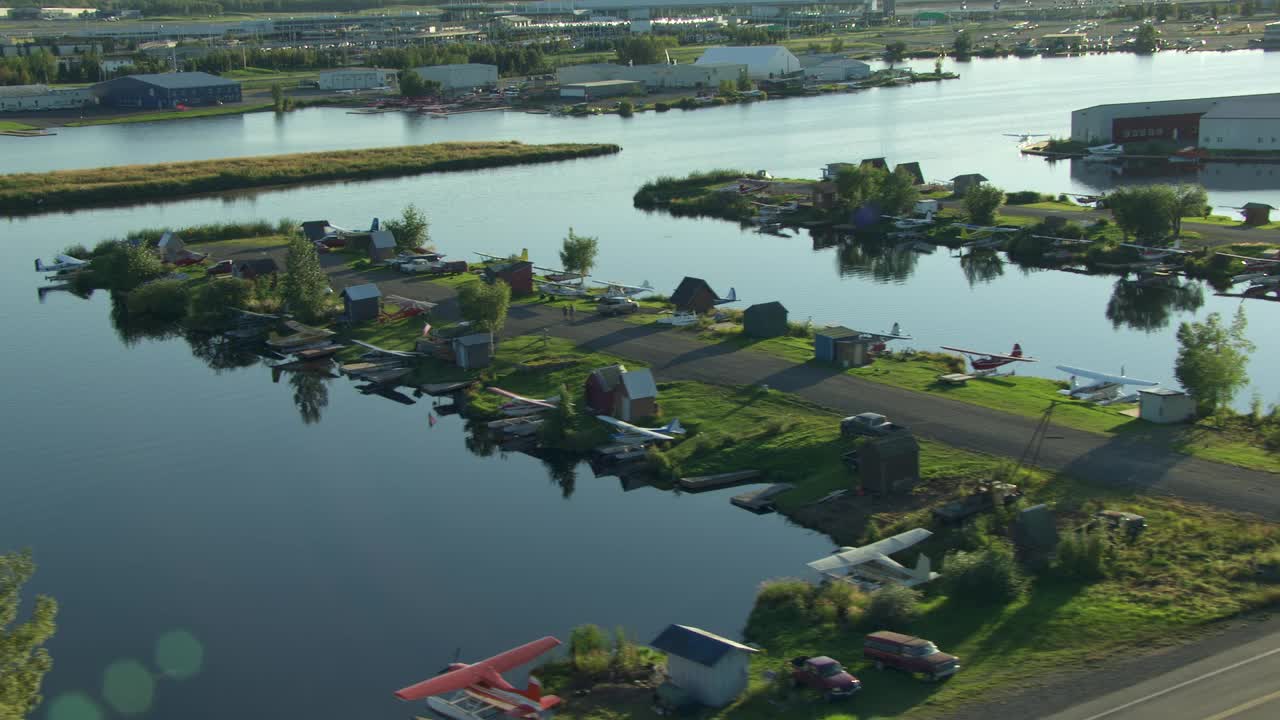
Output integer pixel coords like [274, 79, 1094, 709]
[960, 250, 1005, 286]
[109, 296, 179, 346]
[464, 420, 501, 458]
[837, 237, 919, 283]
[537, 451, 579, 499]
[1105, 277, 1205, 332]
[288, 372, 330, 425]
[185, 332, 261, 373]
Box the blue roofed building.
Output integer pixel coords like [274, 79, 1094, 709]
[649, 624, 758, 708]
[93, 72, 242, 109]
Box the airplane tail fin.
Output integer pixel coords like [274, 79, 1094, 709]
[664, 419, 684, 435]
[722, 288, 737, 303]
[913, 553, 933, 581]
[521, 248, 529, 261]
[521, 676, 543, 701]
[34, 259, 43, 272]
[1012, 343, 1023, 358]
[370, 217, 379, 231]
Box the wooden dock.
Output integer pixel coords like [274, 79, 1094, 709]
[420, 380, 475, 396]
[676, 470, 762, 492]
[730, 483, 795, 513]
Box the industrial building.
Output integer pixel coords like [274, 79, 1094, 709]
[411, 63, 498, 94]
[649, 624, 758, 709]
[1258, 21, 1280, 49]
[798, 53, 871, 83]
[0, 84, 96, 112]
[1199, 96, 1280, 151]
[92, 72, 242, 109]
[559, 79, 642, 100]
[318, 67, 397, 91]
[1071, 93, 1280, 144]
[695, 46, 801, 80]
[556, 62, 746, 91]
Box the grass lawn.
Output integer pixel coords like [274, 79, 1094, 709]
[189, 236, 289, 253]
[0, 120, 37, 131]
[65, 103, 275, 126]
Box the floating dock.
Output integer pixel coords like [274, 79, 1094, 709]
[730, 483, 795, 513]
[420, 380, 475, 396]
[676, 470, 762, 492]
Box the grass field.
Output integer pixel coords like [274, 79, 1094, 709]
[0, 141, 620, 214]
[64, 102, 275, 127]
[0, 120, 37, 131]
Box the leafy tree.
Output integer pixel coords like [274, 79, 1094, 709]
[539, 383, 577, 443]
[736, 69, 752, 91]
[614, 35, 676, 66]
[617, 99, 634, 117]
[1135, 24, 1159, 53]
[862, 584, 919, 628]
[934, 56, 943, 75]
[126, 279, 189, 321]
[963, 184, 1005, 225]
[383, 204, 430, 251]
[281, 235, 329, 323]
[1, 550, 58, 720]
[718, 79, 736, 96]
[558, 228, 599, 278]
[271, 82, 284, 111]
[1175, 308, 1255, 416]
[953, 30, 973, 59]
[1107, 185, 1176, 243]
[884, 41, 907, 64]
[397, 71, 440, 98]
[1170, 184, 1208, 238]
[876, 167, 921, 217]
[830, 37, 845, 53]
[835, 165, 886, 208]
[459, 279, 511, 351]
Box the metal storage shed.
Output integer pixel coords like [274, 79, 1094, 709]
[649, 624, 758, 708]
[1138, 387, 1195, 424]
[743, 301, 788, 338]
[452, 333, 493, 369]
[341, 283, 382, 324]
[368, 230, 397, 262]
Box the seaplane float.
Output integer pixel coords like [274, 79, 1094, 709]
[394, 636, 563, 720]
[35, 254, 90, 278]
[1057, 365, 1158, 405]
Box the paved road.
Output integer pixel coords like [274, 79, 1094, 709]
[950, 614, 1280, 720]
[315, 261, 1279, 519]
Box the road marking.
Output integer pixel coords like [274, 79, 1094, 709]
[1201, 688, 1280, 720]
[1078, 646, 1280, 720]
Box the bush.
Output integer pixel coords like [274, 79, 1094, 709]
[1005, 190, 1046, 205]
[570, 624, 609, 662]
[676, 96, 699, 111]
[653, 102, 670, 112]
[814, 581, 863, 624]
[61, 243, 90, 259]
[187, 278, 252, 330]
[1264, 427, 1280, 452]
[1055, 531, 1107, 580]
[862, 584, 920, 629]
[754, 578, 812, 615]
[617, 100, 634, 117]
[126, 280, 189, 321]
[88, 241, 165, 291]
[944, 543, 1025, 603]
[646, 446, 677, 480]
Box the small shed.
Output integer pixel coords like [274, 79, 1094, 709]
[484, 260, 534, 296]
[859, 433, 920, 496]
[649, 624, 758, 709]
[585, 363, 658, 421]
[813, 326, 860, 362]
[951, 173, 989, 196]
[860, 157, 888, 171]
[743, 301, 788, 338]
[671, 277, 718, 315]
[811, 181, 839, 211]
[894, 161, 925, 185]
[157, 231, 186, 263]
[1138, 387, 1195, 424]
[452, 333, 493, 369]
[1241, 202, 1276, 226]
[232, 258, 278, 280]
[341, 283, 382, 324]
[369, 230, 398, 262]
[1014, 504, 1059, 556]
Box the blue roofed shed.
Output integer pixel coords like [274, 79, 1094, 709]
[340, 283, 382, 323]
[649, 624, 758, 708]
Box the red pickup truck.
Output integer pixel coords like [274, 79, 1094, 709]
[863, 631, 961, 681]
[790, 656, 862, 700]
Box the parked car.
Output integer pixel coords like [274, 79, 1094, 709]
[840, 412, 908, 438]
[207, 259, 233, 276]
[597, 297, 639, 316]
[863, 631, 960, 681]
[789, 656, 861, 700]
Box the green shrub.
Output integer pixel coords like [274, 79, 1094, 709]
[1055, 531, 1107, 580]
[862, 584, 920, 629]
[755, 578, 812, 614]
[88, 242, 165, 291]
[814, 580, 863, 623]
[60, 243, 90, 259]
[1005, 190, 1046, 205]
[126, 280, 189, 321]
[676, 96, 699, 110]
[187, 278, 252, 329]
[654, 102, 670, 112]
[1264, 427, 1280, 452]
[570, 624, 609, 659]
[944, 542, 1026, 603]
[617, 100, 634, 117]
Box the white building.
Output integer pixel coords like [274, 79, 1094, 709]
[1138, 388, 1196, 424]
[1071, 93, 1280, 143]
[649, 624, 758, 709]
[556, 62, 746, 90]
[0, 84, 96, 113]
[319, 67, 397, 91]
[412, 63, 498, 93]
[695, 46, 801, 80]
[801, 56, 872, 83]
[1199, 96, 1280, 151]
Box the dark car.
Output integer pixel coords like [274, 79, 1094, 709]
[790, 656, 862, 700]
[598, 297, 639, 316]
[864, 631, 960, 681]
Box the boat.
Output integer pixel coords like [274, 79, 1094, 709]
[1086, 143, 1124, 156]
[657, 311, 698, 327]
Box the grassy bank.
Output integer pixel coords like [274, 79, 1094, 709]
[633, 169, 756, 222]
[0, 120, 38, 131]
[64, 102, 276, 127]
[0, 141, 621, 215]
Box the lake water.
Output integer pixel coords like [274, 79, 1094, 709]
[2, 51, 1280, 720]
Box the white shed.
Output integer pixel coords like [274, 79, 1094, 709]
[157, 231, 185, 262]
[412, 64, 498, 93]
[650, 624, 758, 708]
[695, 46, 800, 80]
[1138, 388, 1196, 424]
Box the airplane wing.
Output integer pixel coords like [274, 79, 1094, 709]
[596, 415, 674, 441]
[1055, 365, 1158, 387]
[55, 254, 87, 266]
[488, 387, 557, 409]
[395, 663, 491, 701]
[940, 346, 1036, 362]
[808, 550, 899, 575]
[350, 340, 417, 358]
[481, 636, 562, 674]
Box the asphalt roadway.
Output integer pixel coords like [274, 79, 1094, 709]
[316, 259, 1279, 520]
[949, 614, 1280, 720]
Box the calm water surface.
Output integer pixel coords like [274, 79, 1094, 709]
[2, 52, 1279, 720]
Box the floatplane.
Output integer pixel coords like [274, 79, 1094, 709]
[487, 387, 559, 417]
[1056, 365, 1158, 404]
[951, 223, 1018, 250]
[394, 637, 563, 720]
[1004, 132, 1049, 144]
[596, 415, 685, 443]
[34, 254, 90, 277]
[940, 343, 1036, 376]
[538, 281, 592, 298]
[593, 279, 654, 300]
[1119, 240, 1190, 264]
[475, 250, 529, 263]
[807, 528, 940, 592]
[884, 210, 935, 230]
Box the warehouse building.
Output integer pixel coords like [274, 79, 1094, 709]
[560, 79, 641, 100]
[411, 63, 498, 94]
[1071, 92, 1280, 144]
[1199, 96, 1280, 151]
[556, 62, 746, 91]
[695, 46, 801, 80]
[318, 68, 396, 91]
[798, 53, 871, 83]
[93, 72, 241, 109]
[0, 84, 95, 112]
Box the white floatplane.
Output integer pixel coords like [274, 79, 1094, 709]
[596, 415, 684, 442]
[1004, 132, 1049, 144]
[34, 254, 90, 275]
[807, 528, 940, 592]
[1056, 365, 1158, 404]
[593, 279, 654, 299]
[1086, 143, 1125, 156]
[394, 637, 562, 720]
[884, 210, 935, 230]
[539, 281, 591, 298]
[657, 311, 698, 326]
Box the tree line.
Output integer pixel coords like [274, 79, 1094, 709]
[368, 43, 552, 78]
[93, 0, 394, 16]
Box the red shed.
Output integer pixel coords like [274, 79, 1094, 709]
[585, 364, 658, 421]
[671, 277, 718, 314]
[484, 260, 534, 296]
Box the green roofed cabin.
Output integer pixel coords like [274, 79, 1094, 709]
[743, 301, 788, 338]
[649, 624, 758, 708]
